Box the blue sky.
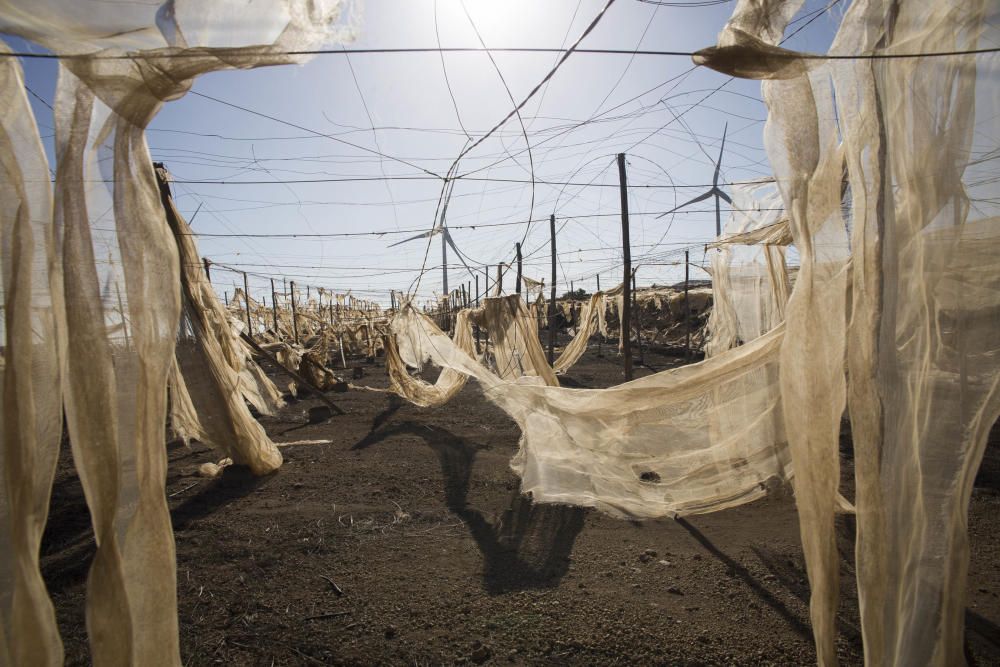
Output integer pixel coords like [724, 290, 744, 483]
[0, 1, 907, 305]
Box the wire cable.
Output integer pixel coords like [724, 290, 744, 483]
[5, 46, 998, 60]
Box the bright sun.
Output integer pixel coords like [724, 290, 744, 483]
[437, 0, 547, 45]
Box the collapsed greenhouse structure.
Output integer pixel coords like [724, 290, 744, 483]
[0, 0, 997, 665]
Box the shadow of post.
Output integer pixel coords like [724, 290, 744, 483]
[352, 403, 586, 594]
[460, 491, 586, 595]
[966, 609, 1000, 662]
[41, 464, 268, 596]
[171, 465, 268, 532]
[675, 517, 815, 643]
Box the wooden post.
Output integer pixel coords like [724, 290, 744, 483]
[618, 153, 633, 381]
[224, 291, 228, 306]
[365, 312, 374, 359]
[596, 273, 602, 357]
[243, 271, 252, 336]
[290, 280, 300, 345]
[270, 278, 279, 331]
[548, 214, 557, 365]
[449, 289, 456, 332]
[571, 280, 574, 296]
[474, 274, 481, 353]
[633, 267, 643, 366]
[496, 263, 503, 296]
[685, 250, 691, 359]
[515, 242, 523, 297]
[115, 283, 130, 349]
[240, 332, 343, 415]
[203, 257, 212, 283]
[306, 284, 310, 301]
[441, 229, 449, 295]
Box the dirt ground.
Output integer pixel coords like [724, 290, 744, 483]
[42, 339, 1000, 666]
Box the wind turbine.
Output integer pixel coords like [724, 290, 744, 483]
[657, 123, 732, 237]
[388, 180, 472, 296]
[388, 221, 452, 293]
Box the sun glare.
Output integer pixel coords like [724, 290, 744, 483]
[438, 0, 547, 45]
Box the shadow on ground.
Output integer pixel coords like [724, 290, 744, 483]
[171, 465, 269, 531]
[353, 397, 586, 594]
[676, 517, 817, 645]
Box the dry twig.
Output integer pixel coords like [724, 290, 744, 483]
[303, 611, 350, 621]
[318, 574, 344, 596]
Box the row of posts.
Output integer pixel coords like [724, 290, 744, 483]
[205, 152, 696, 373]
[428, 155, 694, 382]
[210, 258, 691, 377]
[441, 153, 685, 380]
[206, 260, 386, 346]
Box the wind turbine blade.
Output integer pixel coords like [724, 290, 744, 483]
[713, 122, 728, 186]
[188, 203, 203, 226]
[655, 189, 714, 219]
[387, 227, 440, 248]
[443, 229, 475, 278]
[714, 187, 733, 205]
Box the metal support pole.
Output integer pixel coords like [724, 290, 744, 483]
[548, 214, 557, 365]
[269, 278, 279, 332]
[243, 271, 252, 335]
[596, 273, 602, 357]
[633, 267, 643, 366]
[515, 242, 523, 297]
[474, 274, 481, 353]
[114, 284, 130, 348]
[441, 231, 449, 295]
[240, 332, 343, 415]
[618, 153, 633, 381]
[685, 250, 691, 359]
[290, 280, 300, 345]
